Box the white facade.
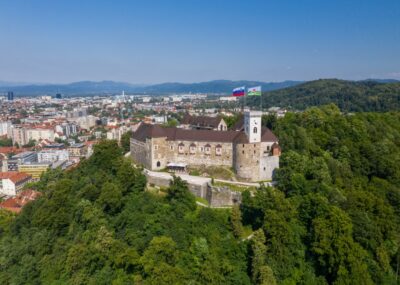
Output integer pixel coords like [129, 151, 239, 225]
[72, 115, 98, 130]
[37, 150, 69, 163]
[0, 121, 11, 137]
[244, 111, 262, 143]
[0, 178, 17, 196]
[26, 128, 55, 142]
[106, 126, 129, 141]
[219, 97, 237, 102]
[10, 126, 27, 146]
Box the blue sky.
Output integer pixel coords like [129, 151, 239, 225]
[0, 0, 399, 84]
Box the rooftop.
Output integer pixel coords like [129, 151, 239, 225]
[0, 172, 32, 183]
[132, 123, 278, 144]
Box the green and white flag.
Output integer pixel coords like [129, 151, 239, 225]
[247, 86, 262, 96]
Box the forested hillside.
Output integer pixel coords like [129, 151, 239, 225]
[1, 106, 400, 284]
[248, 79, 400, 112]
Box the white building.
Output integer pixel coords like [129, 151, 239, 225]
[106, 126, 129, 141]
[0, 172, 32, 197]
[10, 126, 27, 146]
[219, 96, 237, 102]
[72, 115, 98, 130]
[37, 150, 69, 163]
[26, 128, 55, 142]
[0, 121, 11, 137]
[55, 122, 79, 137]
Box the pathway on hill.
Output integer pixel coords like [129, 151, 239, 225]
[214, 178, 274, 188]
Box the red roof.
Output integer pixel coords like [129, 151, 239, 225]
[0, 189, 42, 213]
[0, 172, 32, 184]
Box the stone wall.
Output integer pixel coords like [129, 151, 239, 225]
[144, 170, 240, 207]
[152, 139, 233, 169]
[206, 186, 242, 207]
[130, 138, 152, 168]
[259, 155, 279, 180]
[233, 142, 262, 181]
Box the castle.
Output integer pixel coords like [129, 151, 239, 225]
[130, 111, 281, 181]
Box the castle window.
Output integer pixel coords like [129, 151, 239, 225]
[205, 144, 211, 155]
[242, 144, 245, 148]
[253, 127, 257, 134]
[190, 143, 196, 154]
[254, 150, 256, 154]
[178, 143, 184, 154]
[242, 150, 244, 154]
[154, 145, 158, 150]
[200, 147, 204, 152]
[215, 144, 222, 156]
[267, 145, 270, 151]
[264, 167, 266, 171]
[157, 161, 161, 167]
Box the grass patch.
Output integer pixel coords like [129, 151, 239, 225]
[188, 165, 236, 180]
[213, 181, 257, 193]
[195, 196, 209, 206]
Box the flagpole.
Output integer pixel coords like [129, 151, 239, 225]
[244, 86, 247, 112]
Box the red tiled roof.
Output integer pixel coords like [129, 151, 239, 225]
[0, 172, 32, 184]
[0, 189, 42, 214]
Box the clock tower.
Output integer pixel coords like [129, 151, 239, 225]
[244, 110, 262, 143]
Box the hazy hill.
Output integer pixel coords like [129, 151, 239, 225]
[0, 80, 302, 96]
[251, 79, 400, 112]
[139, 80, 302, 94]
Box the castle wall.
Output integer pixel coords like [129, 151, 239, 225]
[150, 137, 170, 170]
[152, 140, 233, 168]
[130, 138, 152, 169]
[259, 155, 279, 181]
[234, 142, 262, 181]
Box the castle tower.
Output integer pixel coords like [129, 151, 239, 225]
[244, 110, 262, 143]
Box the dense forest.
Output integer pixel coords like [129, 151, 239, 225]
[1, 105, 400, 284]
[247, 79, 400, 112]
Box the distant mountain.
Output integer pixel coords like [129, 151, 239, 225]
[247, 79, 400, 112]
[0, 80, 303, 96]
[0, 81, 145, 96]
[138, 80, 303, 94]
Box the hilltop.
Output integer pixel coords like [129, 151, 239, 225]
[249, 79, 400, 112]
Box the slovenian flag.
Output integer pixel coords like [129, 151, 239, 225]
[232, 86, 245, 97]
[247, 86, 262, 96]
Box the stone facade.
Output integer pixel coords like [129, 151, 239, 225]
[131, 111, 281, 182]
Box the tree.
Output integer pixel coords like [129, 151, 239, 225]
[96, 182, 122, 214]
[230, 204, 243, 238]
[120, 131, 132, 153]
[249, 228, 277, 285]
[166, 176, 196, 212]
[140, 236, 185, 284]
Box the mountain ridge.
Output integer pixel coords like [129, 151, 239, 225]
[0, 79, 303, 95]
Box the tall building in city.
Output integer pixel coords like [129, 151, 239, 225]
[7, 91, 14, 101]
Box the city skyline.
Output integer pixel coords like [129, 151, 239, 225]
[0, 0, 399, 84]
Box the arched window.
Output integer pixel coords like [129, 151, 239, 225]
[215, 144, 222, 156]
[205, 144, 211, 155]
[253, 127, 257, 134]
[156, 161, 161, 167]
[190, 143, 196, 154]
[178, 143, 185, 154]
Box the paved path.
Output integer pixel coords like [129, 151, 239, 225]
[214, 178, 273, 188]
